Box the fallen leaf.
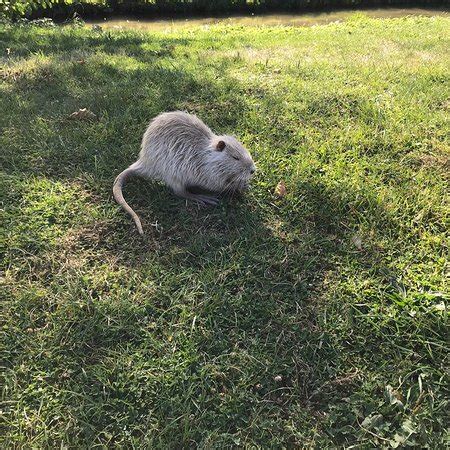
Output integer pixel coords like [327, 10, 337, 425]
[274, 181, 287, 198]
[77, 59, 86, 65]
[6, 48, 11, 55]
[68, 108, 97, 121]
[274, 375, 283, 383]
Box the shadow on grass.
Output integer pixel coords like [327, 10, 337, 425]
[3, 25, 421, 446]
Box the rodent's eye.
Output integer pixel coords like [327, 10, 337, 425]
[232, 155, 240, 161]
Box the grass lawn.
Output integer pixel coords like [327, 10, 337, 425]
[1, 14, 449, 447]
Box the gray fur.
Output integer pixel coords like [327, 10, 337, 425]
[113, 111, 256, 235]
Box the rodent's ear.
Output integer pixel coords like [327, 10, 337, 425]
[216, 140, 226, 151]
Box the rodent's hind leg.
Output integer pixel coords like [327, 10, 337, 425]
[174, 187, 219, 207]
[193, 194, 220, 206]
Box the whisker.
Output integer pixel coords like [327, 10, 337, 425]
[220, 176, 238, 195]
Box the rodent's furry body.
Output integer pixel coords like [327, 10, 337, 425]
[113, 111, 256, 235]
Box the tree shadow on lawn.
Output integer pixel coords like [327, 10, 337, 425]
[9, 172, 394, 445]
[0, 25, 190, 60]
[20, 180, 360, 445]
[2, 52, 242, 180]
[2, 28, 406, 445]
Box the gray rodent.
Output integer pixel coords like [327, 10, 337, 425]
[113, 111, 256, 235]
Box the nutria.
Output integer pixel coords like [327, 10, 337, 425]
[113, 111, 256, 235]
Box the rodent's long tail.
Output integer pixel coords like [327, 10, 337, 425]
[113, 163, 144, 235]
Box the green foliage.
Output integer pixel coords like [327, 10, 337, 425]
[1, 0, 448, 20]
[1, 15, 449, 447]
[1, 0, 100, 20]
[1, 0, 54, 19]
